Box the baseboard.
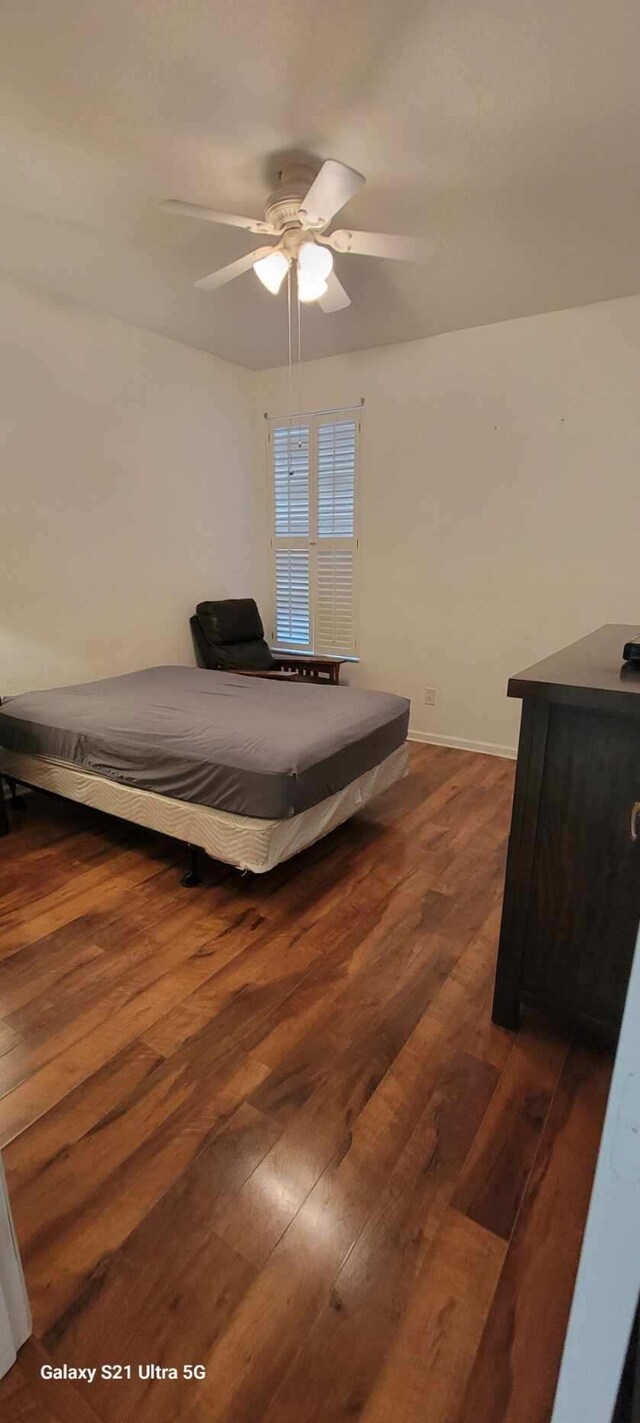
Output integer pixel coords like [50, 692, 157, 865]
[407, 729, 517, 761]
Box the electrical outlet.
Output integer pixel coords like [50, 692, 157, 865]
[423, 687, 436, 706]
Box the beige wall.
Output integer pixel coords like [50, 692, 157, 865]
[4, 280, 640, 753]
[1, 279, 263, 694]
[256, 295, 640, 754]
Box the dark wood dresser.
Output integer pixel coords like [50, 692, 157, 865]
[493, 624, 640, 1040]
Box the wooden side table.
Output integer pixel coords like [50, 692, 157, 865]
[272, 654, 347, 685]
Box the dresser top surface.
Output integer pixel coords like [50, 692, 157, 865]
[509, 624, 640, 708]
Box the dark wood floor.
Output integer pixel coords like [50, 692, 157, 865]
[0, 744, 611, 1423]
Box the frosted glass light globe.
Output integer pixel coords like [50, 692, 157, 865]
[298, 241, 333, 282]
[296, 242, 333, 302]
[298, 272, 328, 303]
[253, 250, 289, 294]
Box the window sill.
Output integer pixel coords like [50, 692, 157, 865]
[272, 650, 360, 664]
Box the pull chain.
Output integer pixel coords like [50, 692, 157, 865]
[286, 262, 305, 479]
[297, 273, 302, 424]
[287, 264, 293, 476]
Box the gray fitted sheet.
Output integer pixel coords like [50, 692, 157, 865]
[0, 666, 409, 819]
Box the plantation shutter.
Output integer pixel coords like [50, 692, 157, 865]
[274, 549, 310, 647]
[314, 418, 357, 657]
[272, 425, 312, 650]
[273, 425, 309, 538]
[269, 410, 360, 657]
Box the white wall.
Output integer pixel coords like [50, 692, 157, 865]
[257, 295, 640, 754]
[1, 278, 262, 694]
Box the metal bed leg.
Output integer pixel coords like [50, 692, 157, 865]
[5, 777, 25, 809]
[181, 843, 202, 888]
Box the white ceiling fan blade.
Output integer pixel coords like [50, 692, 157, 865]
[318, 270, 351, 314]
[194, 245, 276, 291]
[160, 199, 277, 236]
[299, 160, 365, 228]
[326, 229, 429, 262]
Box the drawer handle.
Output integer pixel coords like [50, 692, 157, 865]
[632, 802, 640, 843]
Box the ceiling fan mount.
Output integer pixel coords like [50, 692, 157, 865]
[160, 156, 429, 313]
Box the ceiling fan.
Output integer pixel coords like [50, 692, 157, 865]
[160, 159, 428, 312]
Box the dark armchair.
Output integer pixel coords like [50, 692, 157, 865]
[190, 600, 346, 683]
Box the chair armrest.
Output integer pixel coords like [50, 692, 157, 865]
[271, 654, 312, 671]
[233, 669, 299, 681]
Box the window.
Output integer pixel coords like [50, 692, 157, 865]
[267, 409, 360, 657]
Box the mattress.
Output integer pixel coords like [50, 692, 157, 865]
[0, 666, 409, 820]
[0, 745, 408, 874]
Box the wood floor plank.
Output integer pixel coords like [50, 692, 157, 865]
[139, 856, 441, 1063]
[451, 1019, 568, 1240]
[258, 1055, 498, 1423]
[439, 900, 514, 1071]
[182, 948, 503, 1423]
[451, 1041, 611, 1423]
[2, 898, 256, 1060]
[139, 921, 328, 1061]
[0, 929, 106, 1018]
[244, 829, 503, 1114]
[21, 1051, 270, 1335]
[0, 745, 611, 1423]
[0, 864, 197, 1025]
[0, 844, 175, 958]
[360, 1209, 506, 1423]
[44, 1102, 278, 1369]
[244, 881, 457, 1127]
[0, 821, 140, 916]
[0, 1015, 21, 1058]
[210, 910, 489, 1270]
[3, 1040, 162, 1198]
[0, 904, 280, 1143]
[93, 1233, 252, 1423]
[14, 1042, 203, 1254]
[0, 1338, 104, 1423]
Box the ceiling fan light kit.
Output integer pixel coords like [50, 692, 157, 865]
[161, 157, 429, 313]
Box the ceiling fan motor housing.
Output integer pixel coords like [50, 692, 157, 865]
[265, 163, 322, 232]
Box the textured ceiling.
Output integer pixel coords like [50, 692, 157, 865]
[2, 0, 640, 368]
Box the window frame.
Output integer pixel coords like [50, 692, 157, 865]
[266, 407, 361, 658]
